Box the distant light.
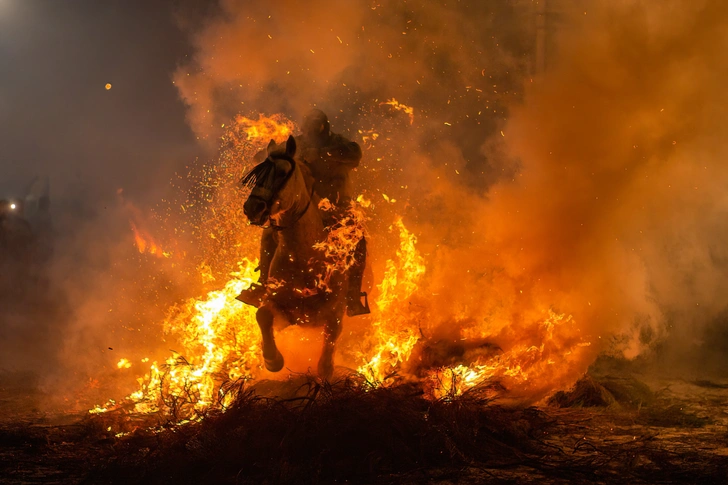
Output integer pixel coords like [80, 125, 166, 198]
[105, 83, 112, 90]
[10, 203, 16, 210]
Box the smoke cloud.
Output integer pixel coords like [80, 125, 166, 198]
[495, 0, 728, 368]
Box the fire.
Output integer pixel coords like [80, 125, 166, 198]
[230, 113, 296, 144]
[95, 216, 421, 421]
[427, 311, 592, 400]
[379, 98, 415, 125]
[118, 189, 173, 258]
[94, 261, 262, 418]
[313, 197, 369, 292]
[129, 221, 171, 258]
[92, 111, 593, 425]
[357, 218, 426, 383]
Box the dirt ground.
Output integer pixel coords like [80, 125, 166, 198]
[0, 368, 726, 485]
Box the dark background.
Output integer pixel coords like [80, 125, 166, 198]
[0, 0, 211, 204]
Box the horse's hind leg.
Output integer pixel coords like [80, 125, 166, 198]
[257, 305, 284, 372]
[317, 314, 343, 379]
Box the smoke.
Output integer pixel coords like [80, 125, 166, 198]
[172, 0, 728, 397]
[0, 0, 207, 410]
[174, 0, 529, 167]
[496, 0, 728, 369]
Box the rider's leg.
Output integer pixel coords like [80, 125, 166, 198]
[346, 237, 370, 316]
[237, 228, 277, 306]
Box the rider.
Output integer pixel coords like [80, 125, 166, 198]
[239, 109, 370, 316]
[296, 109, 362, 206]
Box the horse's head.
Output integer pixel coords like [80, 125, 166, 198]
[242, 135, 302, 226]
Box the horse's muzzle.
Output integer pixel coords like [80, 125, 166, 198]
[244, 197, 269, 225]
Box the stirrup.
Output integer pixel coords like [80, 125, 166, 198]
[347, 291, 371, 317]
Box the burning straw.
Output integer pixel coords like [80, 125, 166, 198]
[91, 110, 599, 427]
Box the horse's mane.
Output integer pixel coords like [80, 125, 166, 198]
[241, 146, 315, 194]
[241, 147, 293, 190]
[240, 158, 276, 189]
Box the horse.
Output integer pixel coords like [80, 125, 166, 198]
[241, 135, 348, 378]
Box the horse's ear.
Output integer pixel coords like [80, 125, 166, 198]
[285, 135, 297, 157]
[267, 139, 277, 155]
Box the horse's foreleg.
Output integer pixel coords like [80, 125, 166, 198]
[318, 315, 343, 379]
[257, 305, 284, 372]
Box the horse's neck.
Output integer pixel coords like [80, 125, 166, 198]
[276, 204, 325, 259]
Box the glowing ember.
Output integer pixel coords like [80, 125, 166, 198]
[358, 129, 380, 147]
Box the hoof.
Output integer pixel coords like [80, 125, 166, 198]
[264, 350, 284, 372]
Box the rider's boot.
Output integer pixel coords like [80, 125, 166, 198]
[237, 265, 270, 307]
[346, 238, 370, 317]
[346, 283, 370, 317]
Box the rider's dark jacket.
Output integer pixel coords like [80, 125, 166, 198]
[296, 132, 361, 204]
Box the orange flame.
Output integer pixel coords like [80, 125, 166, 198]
[92, 261, 262, 417]
[231, 113, 297, 144]
[92, 111, 592, 425]
[380, 98, 415, 125]
[118, 189, 173, 258]
[129, 221, 171, 258]
[428, 312, 591, 400]
[313, 197, 369, 292]
[357, 218, 426, 383]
